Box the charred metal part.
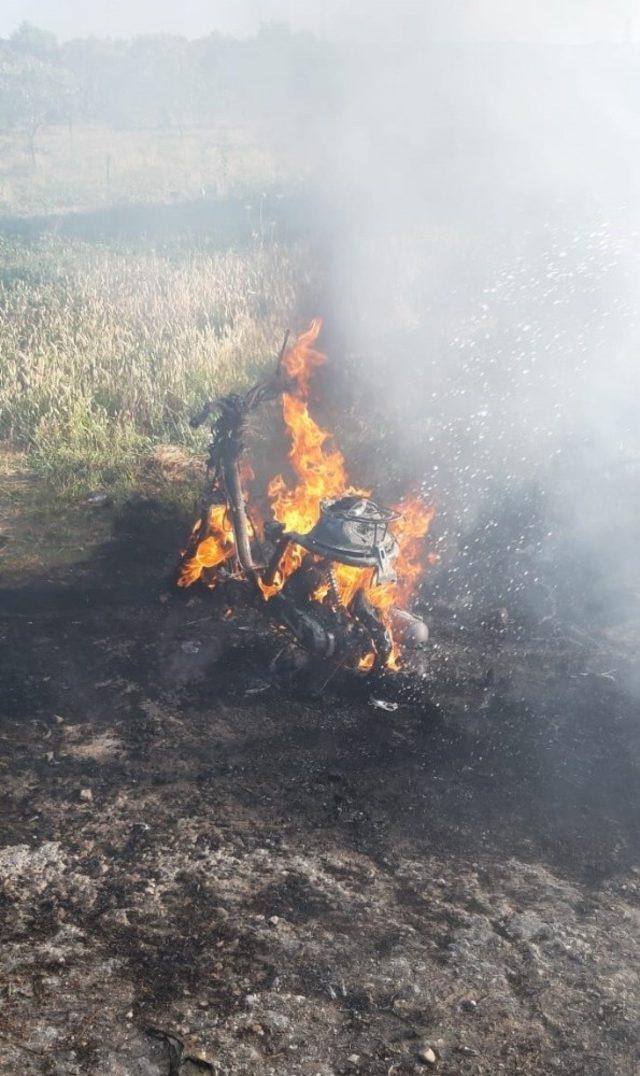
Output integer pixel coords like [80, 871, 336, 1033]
[388, 608, 430, 649]
[189, 400, 217, 430]
[190, 331, 290, 433]
[221, 452, 256, 575]
[349, 588, 393, 665]
[290, 496, 399, 584]
[263, 532, 291, 587]
[244, 503, 268, 567]
[326, 563, 341, 605]
[188, 335, 292, 584]
[268, 592, 336, 658]
[281, 559, 326, 607]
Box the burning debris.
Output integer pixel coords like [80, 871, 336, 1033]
[177, 320, 435, 680]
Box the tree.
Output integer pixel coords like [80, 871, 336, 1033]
[9, 21, 58, 62]
[0, 49, 77, 165]
[61, 36, 127, 124]
[125, 35, 198, 132]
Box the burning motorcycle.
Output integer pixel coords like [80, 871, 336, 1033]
[177, 320, 434, 688]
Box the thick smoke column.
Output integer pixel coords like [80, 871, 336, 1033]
[302, 12, 640, 628]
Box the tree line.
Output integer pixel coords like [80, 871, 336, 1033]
[0, 21, 339, 159]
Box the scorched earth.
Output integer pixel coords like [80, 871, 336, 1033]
[0, 459, 638, 1076]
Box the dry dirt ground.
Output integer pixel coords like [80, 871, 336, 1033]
[1, 473, 639, 1075]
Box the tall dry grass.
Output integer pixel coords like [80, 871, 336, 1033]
[0, 236, 307, 494]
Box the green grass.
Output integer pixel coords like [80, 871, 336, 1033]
[0, 234, 309, 497]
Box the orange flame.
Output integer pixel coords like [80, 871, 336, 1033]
[177, 318, 436, 667]
[267, 317, 366, 586]
[177, 503, 235, 587]
[370, 496, 436, 612]
[266, 320, 435, 664]
[281, 317, 326, 395]
[270, 318, 349, 529]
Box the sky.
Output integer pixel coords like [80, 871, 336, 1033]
[1, 0, 639, 43]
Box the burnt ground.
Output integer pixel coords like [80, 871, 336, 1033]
[1, 477, 639, 1075]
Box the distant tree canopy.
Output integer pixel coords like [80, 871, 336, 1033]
[0, 44, 78, 161]
[0, 20, 339, 136]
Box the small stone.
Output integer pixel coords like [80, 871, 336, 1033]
[268, 915, 280, 926]
[418, 1046, 437, 1065]
[263, 1011, 290, 1034]
[347, 1055, 361, 1064]
[504, 911, 549, 942]
[83, 492, 110, 508]
[79, 788, 93, 802]
[461, 998, 477, 1012]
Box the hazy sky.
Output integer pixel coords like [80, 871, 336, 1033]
[1, 0, 639, 43]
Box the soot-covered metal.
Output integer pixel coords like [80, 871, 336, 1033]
[178, 324, 432, 684]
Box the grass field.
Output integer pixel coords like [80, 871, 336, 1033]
[0, 232, 309, 497]
[0, 118, 315, 499]
[0, 122, 293, 218]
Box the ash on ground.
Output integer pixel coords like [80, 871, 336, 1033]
[0, 496, 638, 1076]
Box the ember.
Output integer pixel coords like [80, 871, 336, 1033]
[177, 320, 435, 673]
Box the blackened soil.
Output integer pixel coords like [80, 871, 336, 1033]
[0, 497, 638, 1075]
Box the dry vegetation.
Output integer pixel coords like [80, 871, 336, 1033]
[0, 123, 289, 217]
[0, 235, 308, 496]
